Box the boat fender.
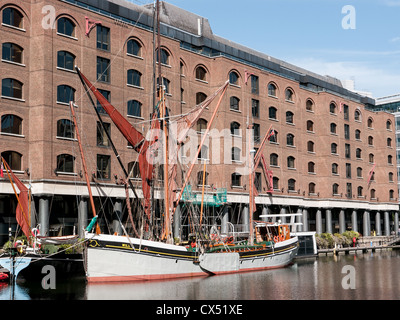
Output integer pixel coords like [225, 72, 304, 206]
[280, 234, 285, 241]
[31, 228, 40, 237]
[273, 236, 279, 243]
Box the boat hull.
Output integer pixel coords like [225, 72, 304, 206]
[0, 252, 85, 281]
[84, 233, 298, 282]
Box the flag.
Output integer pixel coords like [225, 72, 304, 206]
[0, 162, 3, 178]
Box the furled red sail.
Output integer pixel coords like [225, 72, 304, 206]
[78, 71, 157, 221]
[1, 157, 30, 239]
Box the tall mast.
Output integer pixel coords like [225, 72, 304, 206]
[248, 124, 254, 246]
[69, 102, 101, 235]
[156, 0, 172, 243]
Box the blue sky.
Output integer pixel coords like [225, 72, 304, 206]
[136, 0, 400, 98]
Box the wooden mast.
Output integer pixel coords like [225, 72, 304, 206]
[248, 124, 254, 246]
[69, 102, 100, 235]
[156, 0, 172, 243]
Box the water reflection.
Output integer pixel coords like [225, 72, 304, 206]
[2, 250, 400, 300]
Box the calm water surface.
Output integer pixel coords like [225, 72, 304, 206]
[2, 250, 400, 300]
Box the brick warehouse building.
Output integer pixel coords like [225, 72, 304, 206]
[0, 0, 398, 244]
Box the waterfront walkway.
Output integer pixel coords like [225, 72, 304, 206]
[318, 235, 400, 256]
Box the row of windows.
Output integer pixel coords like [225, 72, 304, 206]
[3, 113, 393, 181]
[4, 114, 393, 168]
[1, 150, 112, 179]
[2, 7, 394, 132]
[2, 147, 395, 200]
[228, 172, 396, 200]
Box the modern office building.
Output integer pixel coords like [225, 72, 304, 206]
[0, 0, 398, 244]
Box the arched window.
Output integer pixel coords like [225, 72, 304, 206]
[156, 48, 170, 65]
[389, 172, 394, 182]
[230, 96, 240, 111]
[288, 179, 296, 191]
[389, 189, 395, 200]
[286, 111, 294, 124]
[127, 100, 142, 118]
[354, 109, 361, 121]
[2, 43, 23, 64]
[309, 182, 316, 194]
[2, 7, 23, 29]
[57, 51, 75, 70]
[57, 119, 74, 139]
[273, 177, 279, 190]
[270, 153, 278, 166]
[232, 147, 241, 162]
[269, 130, 278, 143]
[306, 99, 314, 111]
[197, 145, 208, 160]
[196, 92, 207, 105]
[306, 120, 314, 132]
[285, 88, 294, 102]
[330, 123, 337, 134]
[332, 183, 339, 195]
[387, 120, 392, 130]
[356, 148, 362, 159]
[1, 151, 22, 170]
[388, 155, 393, 164]
[127, 39, 142, 57]
[56, 154, 74, 173]
[157, 77, 170, 94]
[197, 118, 208, 133]
[357, 186, 363, 197]
[1, 114, 22, 135]
[195, 66, 207, 81]
[332, 163, 338, 174]
[127, 161, 141, 180]
[387, 138, 392, 147]
[369, 153, 374, 163]
[127, 69, 142, 87]
[329, 102, 337, 114]
[368, 136, 374, 146]
[230, 121, 241, 136]
[2, 78, 22, 99]
[197, 171, 209, 185]
[269, 106, 277, 120]
[357, 167, 362, 178]
[268, 83, 277, 97]
[57, 17, 75, 37]
[287, 156, 295, 169]
[57, 85, 75, 103]
[370, 189, 376, 199]
[307, 141, 315, 153]
[367, 117, 373, 128]
[308, 162, 315, 173]
[355, 129, 361, 140]
[331, 143, 338, 154]
[229, 71, 239, 85]
[286, 133, 294, 146]
[231, 172, 241, 187]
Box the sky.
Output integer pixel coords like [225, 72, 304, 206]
[131, 0, 400, 99]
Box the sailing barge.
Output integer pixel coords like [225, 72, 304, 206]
[85, 223, 298, 282]
[76, 66, 298, 282]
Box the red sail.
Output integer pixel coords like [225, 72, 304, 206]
[2, 158, 30, 239]
[78, 71, 156, 220]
